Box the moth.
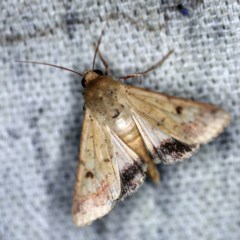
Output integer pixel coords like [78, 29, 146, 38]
[17, 28, 230, 227]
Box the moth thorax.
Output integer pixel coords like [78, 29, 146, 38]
[83, 69, 101, 84]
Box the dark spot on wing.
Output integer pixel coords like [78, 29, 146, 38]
[104, 158, 110, 162]
[112, 109, 120, 118]
[120, 162, 145, 197]
[85, 171, 94, 178]
[156, 139, 198, 164]
[161, 139, 191, 154]
[176, 106, 183, 114]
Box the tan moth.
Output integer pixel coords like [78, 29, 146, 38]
[17, 28, 230, 227]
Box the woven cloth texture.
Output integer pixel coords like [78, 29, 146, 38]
[1, 1, 240, 240]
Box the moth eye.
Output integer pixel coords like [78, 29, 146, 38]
[93, 69, 103, 75]
[81, 78, 87, 88]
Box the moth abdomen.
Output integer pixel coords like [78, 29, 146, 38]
[112, 112, 160, 182]
[113, 111, 140, 143]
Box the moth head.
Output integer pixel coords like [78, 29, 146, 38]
[81, 69, 104, 88]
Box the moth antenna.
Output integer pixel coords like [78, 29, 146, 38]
[92, 23, 107, 70]
[120, 50, 174, 81]
[16, 61, 84, 77]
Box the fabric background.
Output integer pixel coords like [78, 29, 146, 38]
[1, 1, 240, 240]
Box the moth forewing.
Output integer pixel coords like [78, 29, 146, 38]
[125, 84, 230, 145]
[72, 110, 121, 227]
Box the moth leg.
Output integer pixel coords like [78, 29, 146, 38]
[92, 24, 106, 70]
[144, 154, 160, 183]
[93, 43, 109, 75]
[120, 50, 174, 81]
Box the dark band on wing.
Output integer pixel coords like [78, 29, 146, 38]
[156, 138, 198, 164]
[120, 162, 145, 198]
